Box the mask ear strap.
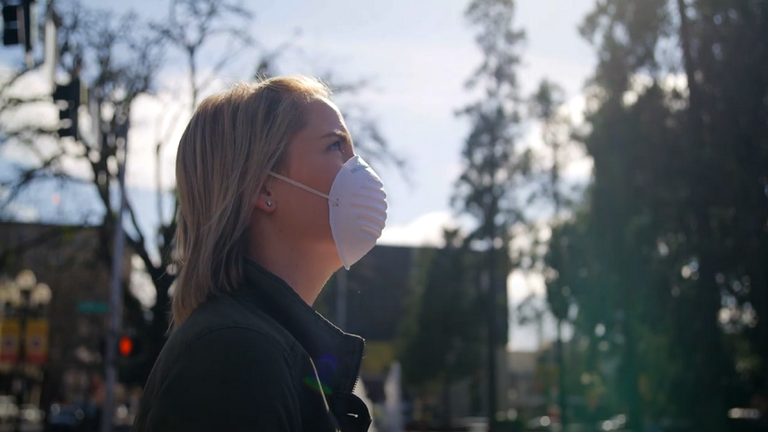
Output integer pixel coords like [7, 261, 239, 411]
[269, 172, 337, 203]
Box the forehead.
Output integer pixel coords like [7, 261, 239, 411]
[303, 98, 346, 132]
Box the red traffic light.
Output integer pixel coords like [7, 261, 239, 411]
[118, 335, 134, 357]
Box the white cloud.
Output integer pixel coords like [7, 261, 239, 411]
[125, 92, 186, 191]
[126, 72, 234, 191]
[0, 68, 99, 194]
[377, 211, 460, 247]
[2, 202, 39, 222]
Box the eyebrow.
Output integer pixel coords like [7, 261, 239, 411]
[319, 130, 351, 141]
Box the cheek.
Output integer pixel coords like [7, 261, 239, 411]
[278, 144, 342, 242]
[279, 193, 333, 241]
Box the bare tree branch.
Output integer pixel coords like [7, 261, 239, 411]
[316, 73, 411, 182]
[196, 38, 253, 95]
[0, 150, 68, 210]
[153, 0, 255, 111]
[124, 195, 149, 259]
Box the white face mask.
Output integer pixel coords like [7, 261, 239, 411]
[269, 155, 388, 270]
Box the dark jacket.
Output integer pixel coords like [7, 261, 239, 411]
[132, 258, 372, 432]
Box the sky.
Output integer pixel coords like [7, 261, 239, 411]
[2, 0, 598, 350]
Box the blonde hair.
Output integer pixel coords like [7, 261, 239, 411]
[172, 75, 331, 326]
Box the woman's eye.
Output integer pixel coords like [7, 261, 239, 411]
[330, 140, 342, 151]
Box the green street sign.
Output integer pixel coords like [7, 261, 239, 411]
[77, 301, 110, 315]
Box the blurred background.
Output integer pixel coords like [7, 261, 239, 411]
[0, 0, 766, 431]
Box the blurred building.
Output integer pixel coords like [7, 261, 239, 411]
[1, 224, 521, 419]
[507, 350, 547, 417]
[317, 245, 418, 403]
[0, 221, 131, 407]
[317, 244, 511, 420]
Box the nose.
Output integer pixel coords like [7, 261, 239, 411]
[343, 149, 356, 164]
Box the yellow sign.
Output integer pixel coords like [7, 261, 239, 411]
[25, 319, 49, 365]
[0, 319, 20, 363]
[362, 342, 395, 375]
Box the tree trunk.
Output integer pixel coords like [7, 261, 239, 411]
[556, 319, 568, 429]
[622, 311, 642, 432]
[676, 3, 728, 430]
[695, 254, 728, 432]
[486, 246, 498, 430]
[443, 372, 452, 431]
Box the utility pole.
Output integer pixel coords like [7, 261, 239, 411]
[43, 0, 56, 87]
[20, 0, 34, 67]
[100, 110, 129, 432]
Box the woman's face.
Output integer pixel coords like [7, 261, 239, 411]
[270, 98, 355, 255]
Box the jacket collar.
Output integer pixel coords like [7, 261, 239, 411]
[237, 257, 365, 395]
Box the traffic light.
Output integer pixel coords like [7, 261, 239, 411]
[98, 333, 141, 361]
[117, 333, 141, 359]
[52, 78, 82, 139]
[118, 335, 133, 357]
[2, 0, 36, 51]
[2, 4, 19, 46]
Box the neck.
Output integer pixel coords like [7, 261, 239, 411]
[247, 227, 337, 305]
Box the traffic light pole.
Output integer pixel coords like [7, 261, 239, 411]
[20, 0, 34, 67]
[100, 114, 128, 432]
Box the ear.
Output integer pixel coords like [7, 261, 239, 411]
[253, 178, 276, 213]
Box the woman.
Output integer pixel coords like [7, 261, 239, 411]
[133, 75, 387, 432]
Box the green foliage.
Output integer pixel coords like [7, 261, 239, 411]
[454, 0, 528, 248]
[397, 230, 483, 390]
[527, 77, 578, 426]
[543, 1, 768, 431]
[452, 0, 530, 420]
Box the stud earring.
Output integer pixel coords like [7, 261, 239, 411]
[266, 200, 273, 207]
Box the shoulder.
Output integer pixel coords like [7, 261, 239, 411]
[163, 324, 302, 391]
[169, 292, 298, 358]
[183, 325, 297, 366]
[140, 327, 303, 432]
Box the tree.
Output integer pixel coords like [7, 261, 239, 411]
[130, 0, 258, 380]
[397, 229, 483, 427]
[546, 1, 768, 430]
[453, 0, 529, 424]
[0, 0, 407, 387]
[578, 1, 686, 428]
[530, 78, 574, 427]
[0, 0, 167, 381]
[671, 1, 768, 426]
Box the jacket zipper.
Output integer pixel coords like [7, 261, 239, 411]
[310, 357, 341, 432]
[349, 338, 365, 394]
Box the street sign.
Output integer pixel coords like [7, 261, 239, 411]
[0, 319, 20, 363]
[25, 318, 49, 365]
[77, 301, 109, 314]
